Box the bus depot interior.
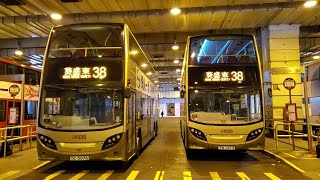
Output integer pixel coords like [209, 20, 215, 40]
[0, 1, 320, 180]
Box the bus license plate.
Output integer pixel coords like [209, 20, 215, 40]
[218, 146, 236, 150]
[70, 156, 89, 161]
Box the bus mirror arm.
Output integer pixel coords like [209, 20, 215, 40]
[124, 87, 131, 98]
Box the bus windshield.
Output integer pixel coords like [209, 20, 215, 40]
[40, 85, 123, 130]
[48, 24, 123, 58]
[189, 36, 256, 65]
[188, 87, 262, 125]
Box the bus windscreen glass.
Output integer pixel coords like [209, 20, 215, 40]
[40, 88, 123, 130]
[48, 24, 123, 58]
[189, 36, 256, 65]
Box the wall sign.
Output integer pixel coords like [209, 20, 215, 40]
[9, 84, 20, 97]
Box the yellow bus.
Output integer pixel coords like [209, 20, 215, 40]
[180, 35, 264, 157]
[37, 23, 159, 161]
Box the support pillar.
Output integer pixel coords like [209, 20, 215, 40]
[261, 24, 304, 130]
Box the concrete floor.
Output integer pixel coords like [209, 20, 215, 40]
[1, 118, 312, 179]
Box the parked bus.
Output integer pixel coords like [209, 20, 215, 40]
[37, 23, 159, 161]
[0, 58, 40, 135]
[180, 35, 264, 156]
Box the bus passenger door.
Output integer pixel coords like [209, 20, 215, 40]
[127, 92, 136, 154]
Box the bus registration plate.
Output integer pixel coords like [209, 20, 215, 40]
[218, 146, 236, 150]
[70, 156, 90, 161]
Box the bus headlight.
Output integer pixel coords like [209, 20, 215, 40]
[246, 128, 264, 141]
[189, 127, 207, 141]
[102, 133, 123, 150]
[38, 134, 57, 150]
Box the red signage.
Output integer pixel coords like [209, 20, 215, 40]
[9, 85, 20, 97]
[25, 86, 39, 99]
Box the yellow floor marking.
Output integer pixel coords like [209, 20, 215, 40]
[69, 170, 89, 180]
[264, 150, 306, 173]
[209, 172, 221, 180]
[97, 170, 114, 180]
[236, 172, 251, 180]
[0, 171, 20, 180]
[32, 161, 51, 170]
[264, 173, 281, 180]
[126, 171, 139, 180]
[44, 170, 66, 180]
[154, 171, 164, 180]
[183, 171, 192, 180]
[283, 152, 297, 159]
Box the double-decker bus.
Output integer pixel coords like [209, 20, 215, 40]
[0, 58, 40, 135]
[37, 23, 159, 161]
[180, 35, 264, 156]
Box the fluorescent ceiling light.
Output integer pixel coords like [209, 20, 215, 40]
[130, 50, 138, 55]
[141, 63, 147, 68]
[173, 60, 179, 64]
[146, 72, 152, 76]
[154, 80, 159, 83]
[313, 55, 320, 59]
[51, 13, 62, 20]
[15, 50, 23, 56]
[172, 44, 179, 50]
[170, 8, 181, 15]
[176, 69, 181, 72]
[304, 1, 317, 7]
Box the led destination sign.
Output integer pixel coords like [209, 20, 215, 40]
[62, 66, 107, 79]
[204, 71, 244, 83]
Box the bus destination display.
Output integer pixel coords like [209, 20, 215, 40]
[204, 71, 244, 83]
[62, 66, 107, 79]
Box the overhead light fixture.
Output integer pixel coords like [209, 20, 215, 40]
[146, 72, 152, 76]
[21, 64, 25, 67]
[172, 43, 179, 50]
[170, 8, 181, 15]
[130, 50, 138, 55]
[98, 55, 102, 58]
[173, 60, 179, 64]
[15, 49, 23, 56]
[194, 82, 198, 84]
[157, 85, 159, 87]
[304, 1, 317, 7]
[177, 78, 181, 81]
[154, 80, 159, 83]
[194, 90, 199, 93]
[313, 55, 320, 59]
[51, 13, 62, 20]
[141, 63, 147, 68]
[191, 52, 196, 58]
[178, 83, 181, 85]
[176, 69, 181, 72]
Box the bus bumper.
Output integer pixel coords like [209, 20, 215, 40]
[187, 132, 265, 151]
[37, 140, 128, 162]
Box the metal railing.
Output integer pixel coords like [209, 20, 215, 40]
[266, 119, 320, 151]
[274, 122, 307, 150]
[0, 124, 36, 157]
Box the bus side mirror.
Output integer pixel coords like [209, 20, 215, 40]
[180, 90, 185, 98]
[124, 88, 131, 98]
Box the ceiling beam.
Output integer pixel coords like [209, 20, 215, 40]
[0, 1, 313, 25]
[154, 66, 181, 71]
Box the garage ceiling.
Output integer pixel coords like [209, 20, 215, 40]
[0, 0, 319, 87]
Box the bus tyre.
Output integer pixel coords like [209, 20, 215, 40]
[186, 149, 193, 159]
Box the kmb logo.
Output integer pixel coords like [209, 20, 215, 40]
[25, 86, 39, 99]
[72, 135, 86, 139]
